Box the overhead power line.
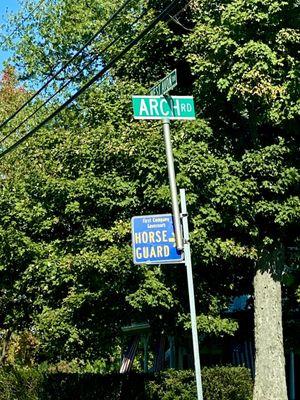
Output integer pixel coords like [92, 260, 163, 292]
[0, 0, 180, 159]
[0, 6, 149, 146]
[0, 0, 133, 132]
[0, 0, 46, 50]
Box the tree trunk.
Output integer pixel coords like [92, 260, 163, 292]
[0, 329, 11, 364]
[253, 265, 288, 400]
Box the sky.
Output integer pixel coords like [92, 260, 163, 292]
[0, 0, 21, 71]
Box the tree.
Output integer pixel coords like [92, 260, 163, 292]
[0, 66, 28, 128]
[0, 79, 241, 366]
[79, 0, 299, 396]
[184, 1, 299, 398]
[2, 2, 299, 395]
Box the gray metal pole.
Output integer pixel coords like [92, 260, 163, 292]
[163, 118, 183, 250]
[180, 188, 203, 400]
[290, 351, 295, 400]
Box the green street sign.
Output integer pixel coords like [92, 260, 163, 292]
[132, 95, 196, 120]
[150, 69, 177, 96]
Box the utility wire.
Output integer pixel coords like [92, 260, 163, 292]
[0, 0, 180, 159]
[0, 0, 46, 49]
[0, 7, 149, 145]
[0, 0, 133, 131]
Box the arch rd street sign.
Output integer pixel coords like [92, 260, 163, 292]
[132, 95, 195, 120]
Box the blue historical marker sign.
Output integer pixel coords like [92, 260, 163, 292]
[131, 214, 184, 264]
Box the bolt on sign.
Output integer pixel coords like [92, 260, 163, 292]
[131, 214, 184, 264]
[132, 95, 196, 120]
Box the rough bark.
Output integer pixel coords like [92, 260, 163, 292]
[253, 261, 288, 400]
[0, 329, 11, 364]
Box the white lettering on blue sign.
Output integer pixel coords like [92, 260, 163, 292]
[131, 214, 184, 265]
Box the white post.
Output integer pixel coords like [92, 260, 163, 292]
[180, 188, 203, 400]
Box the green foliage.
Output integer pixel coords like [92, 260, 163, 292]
[4, 0, 113, 81]
[6, 0, 183, 90]
[179, 297, 239, 337]
[202, 366, 253, 400]
[187, 0, 300, 125]
[126, 268, 176, 312]
[146, 370, 196, 400]
[0, 0, 298, 368]
[0, 366, 253, 400]
[181, 314, 238, 337]
[0, 366, 43, 400]
[146, 367, 253, 400]
[0, 79, 244, 363]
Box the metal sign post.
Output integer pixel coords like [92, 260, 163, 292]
[180, 188, 204, 400]
[132, 92, 195, 250]
[131, 71, 203, 399]
[163, 118, 183, 250]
